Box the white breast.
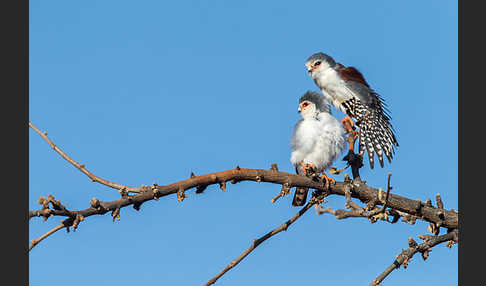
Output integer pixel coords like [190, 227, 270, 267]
[290, 114, 346, 172]
[315, 69, 353, 113]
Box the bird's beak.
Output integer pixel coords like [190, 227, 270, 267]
[305, 64, 313, 73]
[298, 106, 301, 113]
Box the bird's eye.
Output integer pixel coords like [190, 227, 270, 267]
[314, 61, 322, 66]
[302, 102, 309, 107]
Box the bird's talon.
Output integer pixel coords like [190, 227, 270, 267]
[321, 172, 335, 188]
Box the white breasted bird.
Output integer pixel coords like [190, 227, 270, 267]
[305, 52, 399, 169]
[290, 91, 347, 206]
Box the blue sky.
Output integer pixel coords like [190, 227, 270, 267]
[29, 1, 457, 285]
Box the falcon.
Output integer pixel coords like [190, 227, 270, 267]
[305, 52, 399, 169]
[290, 91, 347, 206]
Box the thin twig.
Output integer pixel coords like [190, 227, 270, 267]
[368, 173, 393, 217]
[29, 222, 66, 251]
[380, 173, 393, 212]
[205, 200, 317, 286]
[29, 121, 140, 193]
[370, 230, 458, 286]
[344, 184, 364, 212]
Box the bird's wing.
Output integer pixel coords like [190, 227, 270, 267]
[336, 64, 370, 87]
[336, 64, 398, 169]
[315, 113, 347, 168]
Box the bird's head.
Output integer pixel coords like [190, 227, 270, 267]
[298, 91, 330, 118]
[305, 52, 336, 79]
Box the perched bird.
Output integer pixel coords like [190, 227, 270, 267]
[305, 52, 399, 169]
[290, 91, 347, 206]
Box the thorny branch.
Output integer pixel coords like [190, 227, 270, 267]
[29, 122, 458, 284]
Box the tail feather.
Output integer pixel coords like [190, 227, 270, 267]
[357, 108, 398, 169]
[292, 187, 309, 206]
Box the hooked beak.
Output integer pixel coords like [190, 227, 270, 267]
[298, 106, 302, 113]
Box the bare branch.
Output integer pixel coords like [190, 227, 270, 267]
[29, 167, 459, 229]
[29, 218, 74, 251]
[370, 230, 459, 286]
[205, 195, 320, 286]
[29, 121, 140, 193]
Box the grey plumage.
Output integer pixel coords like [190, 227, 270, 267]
[305, 52, 399, 169]
[299, 91, 331, 113]
[306, 52, 337, 68]
[290, 91, 347, 206]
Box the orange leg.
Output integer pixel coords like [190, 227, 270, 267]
[300, 162, 308, 175]
[321, 171, 336, 188]
[300, 162, 317, 176]
[341, 116, 355, 134]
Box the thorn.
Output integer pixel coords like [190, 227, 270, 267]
[235, 165, 241, 170]
[190, 172, 196, 178]
[79, 164, 85, 168]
